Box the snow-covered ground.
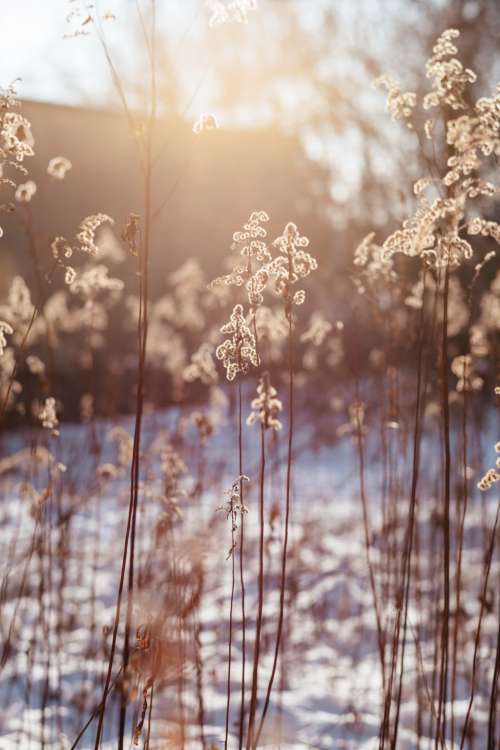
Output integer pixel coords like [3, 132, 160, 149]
[0, 405, 498, 749]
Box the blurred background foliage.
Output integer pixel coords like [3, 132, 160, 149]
[1, 0, 499, 420]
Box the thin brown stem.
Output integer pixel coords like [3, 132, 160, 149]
[436, 266, 451, 750]
[246, 423, 266, 748]
[460, 505, 499, 749]
[253, 308, 294, 749]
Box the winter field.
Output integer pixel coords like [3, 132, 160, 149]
[0, 1, 499, 749]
